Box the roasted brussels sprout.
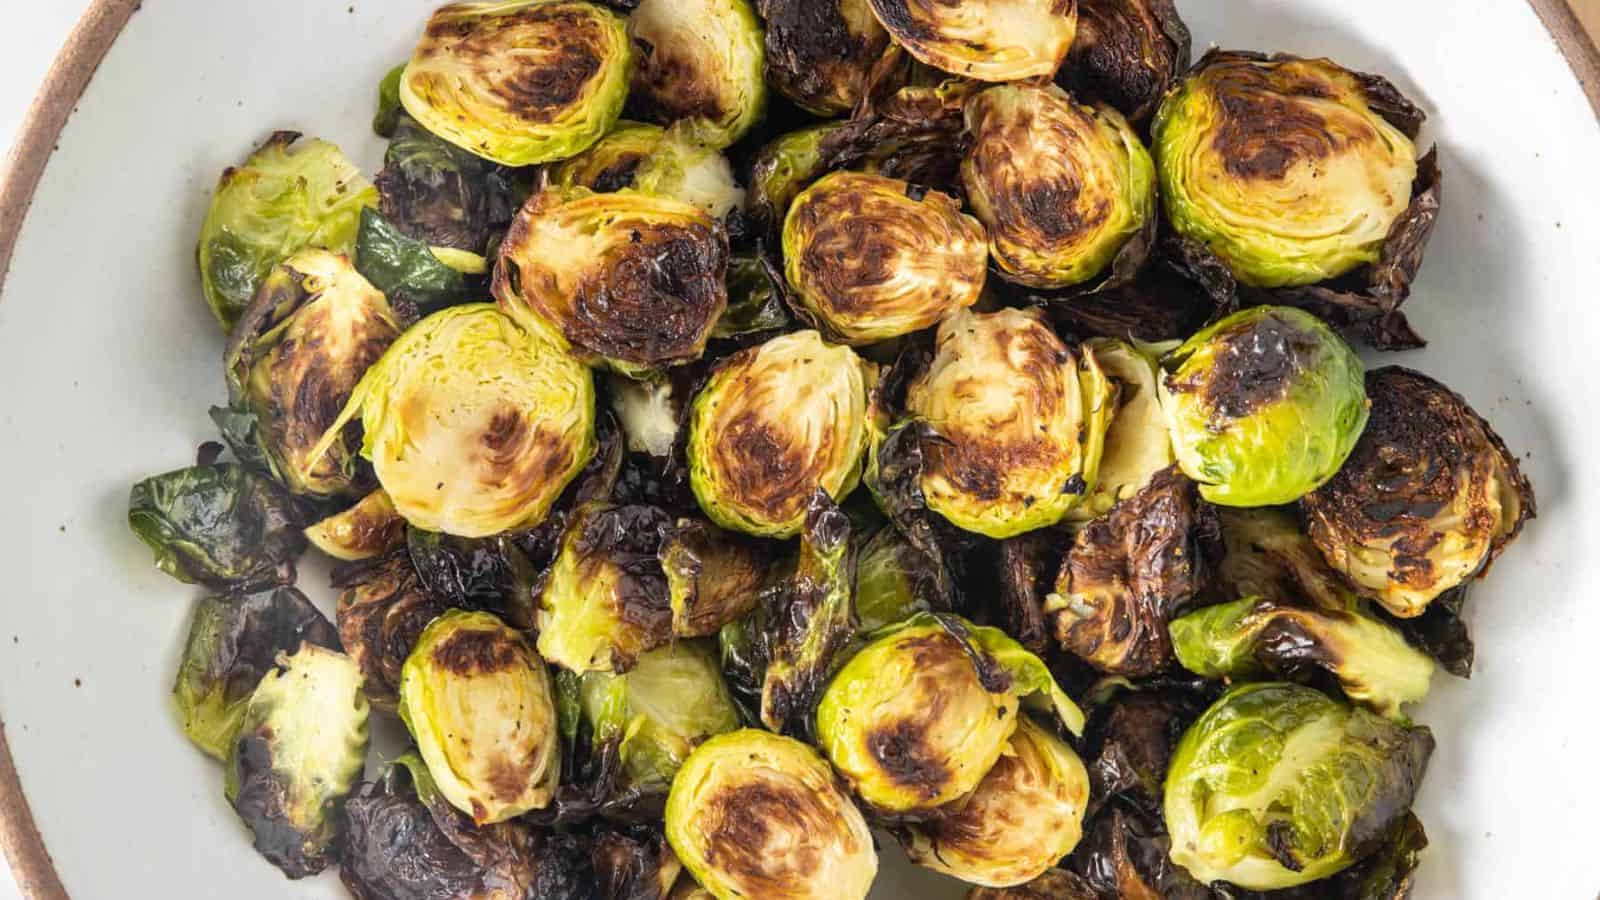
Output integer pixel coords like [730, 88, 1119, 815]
[1214, 507, 1362, 611]
[816, 614, 1083, 813]
[307, 304, 596, 538]
[661, 519, 772, 638]
[746, 122, 842, 237]
[305, 489, 406, 562]
[1059, 0, 1191, 127]
[494, 187, 729, 376]
[223, 249, 401, 497]
[334, 553, 447, 710]
[399, 1, 633, 166]
[173, 589, 339, 759]
[1076, 681, 1213, 821]
[687, 330, 873, 538]
[1303, 367, 1535, 618]
[128, 464, 306, 591]
[225, 643, 370, 879]
[961, 84, 1155, 290]
[536, 502, 675, 674]
[666, 729, 878, 900]
[966, 869, 1098, 900]
[1160, 306, 1368, 507]
[1152, 52, 1420, 288]
[854, 525, 938, 634]
[898, 717, 1089, 887]
[551, 122, 745, 220]
[398, 610, 561, 823]
[758, 0, 889, 114]
[197, 132, 376, 333]
[905, 308, 1113, 539]
[1170, 598, 1435, 718]
[626, 0, 766, 148]
[782, 171, 987, 344]
[1070, 805, 1209, 899]
[866, 0, 1076, 82]
[373, 113, 521, 254]
[1070, 339, 1172, 521]
[1164, 682, 1433, 890]
[406, 527, 540, 630]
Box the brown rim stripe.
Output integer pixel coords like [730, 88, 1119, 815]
[0, 1, 1596, 897]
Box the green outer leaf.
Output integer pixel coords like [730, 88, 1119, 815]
[354, 208, 472, 316]
[374, 63, 406, 138]
[127, 463, 306, 590]
[713, 255, 790, 339]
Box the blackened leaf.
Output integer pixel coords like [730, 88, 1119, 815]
[128, 464, 307, 590]
[354, 208, 475, 318]
[375, 115, 522, 253]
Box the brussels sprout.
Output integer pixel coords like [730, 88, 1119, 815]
[661, 519, 773, 638]
[1070, 805, 1210, 899]
[746, 123, 843, 237]
[1303, 367, 1536, 618]
[374, 113, 522, 253]
[399, 610, 561, 824]
[1068, 339, 1173, 521]
[406, 527, 541, 629]
[1214, 507, 1362, 612]
[352, 208, 477, 318]
[494, 187, 730, 376]
[225, 644, 370, 879]
[610, 374, 685, 459]
[988, 532, 1058, 656]
[399, 1, 632, 166]
[961, 84, 1155, 290]
[1159, 306, 1369, 507]
[222, 249, 401, 497]
[128, 464, 307, 590]
[905, 308, 1113, 539]
[307, 304, 596, 538]
[759, 0, 890, 115]
[334, 553, 448, 711]
[865, 0, 1076, 82]
[197, 132, 376, 333]
[1164, 682, 1433, 890]
[666, 729, 878, 900]
[1170, 598, 1435, 718]
[578, 642, 742, 792]
[816, 614, 1083, 813]
[854, 525, 938, 634]
[966, 869, 1098, 900]
[1059, 0, 1191, 127]
[536, 502, 675, 674]
[898, 717, 1089, 887]
[173, 589, 339, 760]
[304, 489, 406, 562]
[715, 254, 791, 339]
[1044, 466, 1217, 675]
[782, 171, 988, 345]
[1077, 681, 1213, 822]
[1152, 52, 1420, 288]
[687, 330, 873, 538]
[551, 122, 746, 220]
[626, 0, 767, 148]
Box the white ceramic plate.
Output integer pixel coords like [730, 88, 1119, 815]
[1, 2, 1598, 898]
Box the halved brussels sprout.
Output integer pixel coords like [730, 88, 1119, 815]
[687, 330, 873, 538]
[307, 304, 596, 538]
[966, 869, 1098, 900]
[961, 84, 1155, 290]
[551, 122, 745, 219]
[399, 1, 633, 166]
[1152, 52, 1420, 288]
[128, 464, 306, 591]
[1059, 0, 1191, 127]
[1214, 507, 1361, 611]
[225, 644, 370, 879]
[816, 614, 1083, 813]
[666, 729, 878, 900]
[536, 502, 675, 674]
[1164, 682, 1433, 890]
[854, 525, 936, 634]
[305, 489, 405, 562]
[174, 589, 339, 760]
[373, 111, 521, 254]
[627, 0, 767, 148]
[1169, 598, 1435, 718]
[746, 123, 843, 237]
[399, 610, 561, 824]
[759, 0, 889, 115]
[906, 308, 1113, 539]
[661, 519, 773, 638]
[197, 132, 376, 333]
[224, 249, 401, 497]
[1160, 306, 1368, 507]
[335, 553, 447, 710]
[1303, 367, 1535, 618]
[783, 171, 987, 345]
[899, 717, 1089, 887]
[866, 0, 1076, 82]
[494, 187, 730, 376]
[1070, 339, 1173, 521]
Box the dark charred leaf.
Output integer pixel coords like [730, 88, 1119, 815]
[128, 464, 307, 591]
[757, 0, 889, 116]
[406, 527, 539, 630]
[1079, 685, 1210, 820]
[1068, 806, 1212, 900]
[333, 552, 448, 711]
[375, 114, 523, 254]
[713, 253, 792, 340]
[986, 530, 1064, 656]
[354, 208, 477, 318]
[1378, 585, 1474, 678]
[1059, 0, 1191, 128]
[661, 519, 776, 638]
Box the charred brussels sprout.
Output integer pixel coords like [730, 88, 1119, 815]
[687, 330, 873, 538]
[551, 122, 745, 219]
[1160, 306, 1368, 507]
[399, 610, 561, 823]
[783, 171, 987, 344]
[1164, 682, 1433, 890]
[661, 519, 773, 638]
[627, 0, 767, 148]
[666, 729, 878, 900]
[308, 304, 595, 538]
[197, 132, 376, 333]
[223, 249, 401, 497]
[406, 527, 540, 630]
[866, 0, 1076, 82]
[225, 644, 370, 879]
[373, 113, 521, 254]
[905, 308, 1113, 539]
[399, 1, 632, 166]
[961, 84, 1155, 290]
[746, 123, 842, 237]
[1059, 0, 1191, 127]
[1169, 598, 1434, 718]
[1214, 507, 1361, 611]
[898, 717, 1089, 887]
[1070, 339, 1172, 521]
[966, 869, 1099, 900]
[128, 464, 306, 591]
[1304, 367, 1535, 618]
[494, 187, 730, 375]
[304, 489, 405, 562]
[174, 589, 339, 759]
[335, 553, 448, 710]
[759, 0, 889, 115]
[1152, 52, 1420, 288]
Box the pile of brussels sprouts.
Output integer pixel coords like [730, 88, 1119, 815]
[127, 0, 1534, 896]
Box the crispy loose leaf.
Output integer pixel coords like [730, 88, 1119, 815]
[333, 552, 447, 711]
[128, 464, 307, 591]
